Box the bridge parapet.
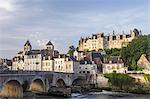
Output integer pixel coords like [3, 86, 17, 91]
[0, 71, 87, 94]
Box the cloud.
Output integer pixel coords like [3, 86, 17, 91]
[0, 0, 15, 12]
[0, 0, 149, 58]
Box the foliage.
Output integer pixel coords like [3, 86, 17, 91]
[103, 48, 121, 58]
[144, 74, 150, 82]
[121, 34, 150, 70]
[104, 72, 135, 90]
[22, 80, 29, 92]
[67, 45, 75, 56]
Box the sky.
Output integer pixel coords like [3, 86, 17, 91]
[0, 0, 150, 58]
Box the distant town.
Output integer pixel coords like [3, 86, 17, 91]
[0, 28, 150, 98]
[0, 28, 144, 74]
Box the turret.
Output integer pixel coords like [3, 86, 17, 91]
[24, 40, 32, 52]
[133, 28, 140, 36]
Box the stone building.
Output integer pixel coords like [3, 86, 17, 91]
[73, 50, 85, 61]
[0, 58, 12, 70]
[77, 60, 97, 74]
[78, 33, 105, 51]
[102, 56, 127, 74]
[12, 40, 59, 71]
[42, 56, 54, 71]
[54, 54, 79, 73]
[78, 29, 140, 51]
[137, 54, 150, 72]
[12, 51, 24, 70]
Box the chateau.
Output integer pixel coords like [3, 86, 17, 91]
[78, 29, 141, 51]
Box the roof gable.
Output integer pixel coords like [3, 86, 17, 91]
[46, 41, 53, 45]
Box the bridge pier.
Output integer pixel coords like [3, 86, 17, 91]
[49, 87, 71, 97]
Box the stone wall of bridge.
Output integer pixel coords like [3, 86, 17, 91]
[0, 71, 87, 97]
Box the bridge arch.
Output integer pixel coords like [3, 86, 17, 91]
[72, 78, 85, 86]
[55, 79, 66, 88]
[1, 80, 23, 98]
[30, 77, 45, 93]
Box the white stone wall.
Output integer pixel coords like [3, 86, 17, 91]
[54, 58, 65, 72]
[77, 63, 97, 74]
[12, 61, 24, 70]
[42, 59, 54, 71]
[24, 54, 42, 71]
[103, 63, 127, 74]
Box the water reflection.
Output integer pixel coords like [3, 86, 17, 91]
[2, 91, 150, 99]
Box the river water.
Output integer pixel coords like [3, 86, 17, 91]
[22, 91, 150, 99]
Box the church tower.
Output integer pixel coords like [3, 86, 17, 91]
[24, 40, 32, 52]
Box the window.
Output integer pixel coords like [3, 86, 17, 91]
[87, 71, 90, 74]
[83, 71, 85, 73]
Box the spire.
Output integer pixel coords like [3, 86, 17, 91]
[24, 40, 31, 46]
[46, 41, 53, 46]
[24, 40, 32, 51]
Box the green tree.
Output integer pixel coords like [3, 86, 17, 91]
[103, 48, 121, 58]
[144, 74, 150, 83]
[121, 34, 150, 70]
[67, 45, 75, 56]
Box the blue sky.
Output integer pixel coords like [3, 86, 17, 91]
[0, 0, 149, 58]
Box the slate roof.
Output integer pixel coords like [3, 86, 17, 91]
[68, 56, 76, 61]
[17, 51, 23, 54]
[46, 41, 53, 45]
[24, 40, 31, 46]
[25, 50, 41, 55]
[104, 56, 123, 63]
[80, 60, 92, 64]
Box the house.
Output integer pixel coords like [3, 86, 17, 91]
[24, 49, 42, 71]
[77, 60, 97, 74]
[12, 40, 59, 71]
[137, 54, 150, 72]
[103, 56, 127, 74]
[12, 51, 24, 70]
[73, 50, 85, 61]
[42, 56, 54, 71]
[0, 58, 12, 70]
[54, 54, 79, 73]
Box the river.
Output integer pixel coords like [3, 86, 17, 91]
[21, 91, 150, 99]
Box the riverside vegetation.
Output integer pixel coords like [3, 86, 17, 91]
[104, 72, 150, 94]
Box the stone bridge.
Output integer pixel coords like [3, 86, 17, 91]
[0, 70, 88, 97]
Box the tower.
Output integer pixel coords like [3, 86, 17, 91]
[45, 41, 54, 58]
[46, 41, 54, 51]
[24, 40, 32, 52]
